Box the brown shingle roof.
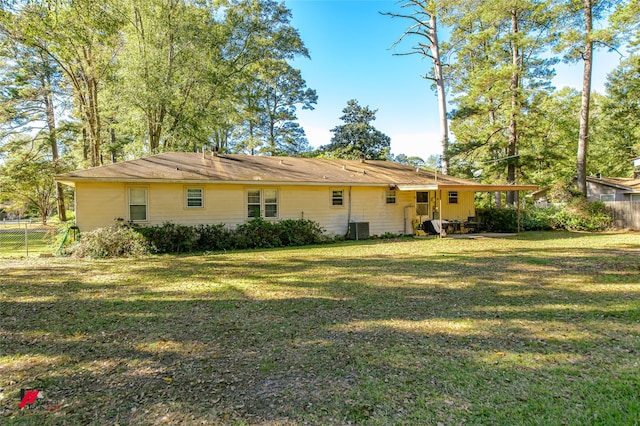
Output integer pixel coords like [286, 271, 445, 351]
[56, 152, 537, 191]
[589, 176, 640, 192]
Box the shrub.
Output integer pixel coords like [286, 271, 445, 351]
[552, 199, 612, 231]
[133, 218, 327, 253]
[275, 219, 326, 246]
[134, 222, 197, 253]
[477, 200, 612, 233]
[234, 217, 282, 249]
[65, 219, 329, 257]
[521, 206, 557, 231]
[476, 207, 518, 232]
[194, 223, 234, 251]
[66, 225, 150, 258]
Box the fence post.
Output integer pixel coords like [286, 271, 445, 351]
[25, 222, 28, 257]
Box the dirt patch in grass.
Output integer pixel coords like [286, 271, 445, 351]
[1, 232, 639, 424]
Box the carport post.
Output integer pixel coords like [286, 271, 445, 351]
[439, 190, 443, 238]
[517, 191, 521, 234]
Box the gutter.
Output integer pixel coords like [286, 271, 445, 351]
[54, 177, 394, 188]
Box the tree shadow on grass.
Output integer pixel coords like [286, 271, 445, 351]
[1, 237, 639, 424]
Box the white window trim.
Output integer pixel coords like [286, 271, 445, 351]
[600, 194, 615, 202]
[185, 187, 204, 208]
[386, 190, 397, 204]
[247, 188, 279, 219]
[128, 186, 148, 223]
[331, 188, 345, 207]
[448, 191, 459, 204]
[263, 188, 278, 218]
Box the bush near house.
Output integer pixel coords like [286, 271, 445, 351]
[66, 218, 327, 258]
[552, 198, 612, 231]
[65, 225, 151, 258]
[478, 199, 612, 232]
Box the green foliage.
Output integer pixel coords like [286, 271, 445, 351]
[551, 199, 612, 232]
[319, 99, 391, 160]
[445, 0, 558, 190]
[66, 225, 150, 258]
[476, 207, 518, 232]
[479, 200, 613, 233]
[0, 152, 57, 223]
[131, 218, 326, 254]
[133, 222, 198, 253]
[1, 0, 314, 161]
[230, 60, 317, 156]
[193, 224, 235, 252]
[234, 217, 282, 249]
[50, 210, 75, 224]
[273, 218, 326, 246]
[591, 55, 640, 177]
[520, 206, 556, 231]
[134, 222, 238, 253]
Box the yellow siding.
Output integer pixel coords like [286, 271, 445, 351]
[75, 182, 126, 231]
[74, 182, 476, 236]
[404, 190, 477, 232]
[75, 182, 246, 231]
[349, 187, 407, 236]
[147, 183, 245, 226]
[278, 185, 348, 236]
[439, 190, 476, 221]
[279, 186, 415, 236]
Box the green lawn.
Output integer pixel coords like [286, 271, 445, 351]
[0, 228, 59, 257]
[1, 231, 639, 424]
[0, 222, 66, 259]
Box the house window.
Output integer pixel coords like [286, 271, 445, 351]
[332, 189, 344, 206]
[386, 190, 396, 204]
[600, 194, 615, 202]
[247, 189, 278, 218]
[631, 194, 640, 202]
[416, 191, 429, 215]
[448, 191, 458, 204]
[129, 187, 147, 222]
[247, 189, 261, 218]
[264, 189, 278, 218]
[186, 188, 203, 208]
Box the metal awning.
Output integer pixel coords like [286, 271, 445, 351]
[395, 184, 538, 192]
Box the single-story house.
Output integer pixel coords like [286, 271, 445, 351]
[55, 152, 537, 236]
[585, 175, 640, 202]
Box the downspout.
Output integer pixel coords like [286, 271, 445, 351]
[344, 186, 352, 238]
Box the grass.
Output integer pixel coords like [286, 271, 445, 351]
[1, 231, 639, 424]
[0, 228, 60, 257]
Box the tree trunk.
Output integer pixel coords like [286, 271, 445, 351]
[148, 106, 166, 153]
[577, 0, 593, 196]
[43, 72, 67, 221]
[429, 13, 449, 175]
[89, 74, 101, 166]
[507, 9, 520, 206]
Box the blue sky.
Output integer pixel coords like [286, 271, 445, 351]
[285, 0, 624, 160]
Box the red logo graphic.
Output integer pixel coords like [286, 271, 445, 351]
[19, 389, 41, 409]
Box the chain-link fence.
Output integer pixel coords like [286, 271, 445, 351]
[0, 221, 77, 258]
